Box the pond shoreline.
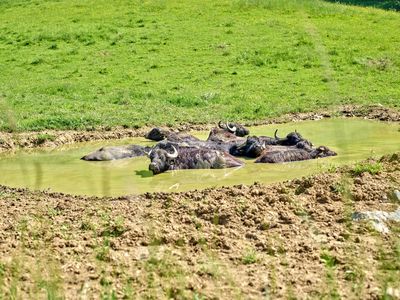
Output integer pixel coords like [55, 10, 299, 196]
[1, 118, 399, 197]
[0, 104, 399, 153]
[0, 151, 398, 201]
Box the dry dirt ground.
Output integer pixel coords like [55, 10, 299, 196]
[0, 152, 399, 299]
[1, 105, 399, 153]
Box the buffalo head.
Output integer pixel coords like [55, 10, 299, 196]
[207, 127, 242, 143]
[218, 121, 249, 137]
[311, 146, 337, 158]
[145, 128, 170, 141]
[274, 130, 312, 147]
[146, 128, 200, 143]
[230, 136, 266, 158]
[148, 144, 178, 174]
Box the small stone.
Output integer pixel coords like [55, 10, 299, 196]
[86, 264, 95, 272]
[88, 273, 99, 280]
[245, 232, 258, 240]
[20, 274, 29, 281]
[134, 246, 149, 260]
[394, 190, 400, 201]
[279, 212, 294, 224]
[386, 287, 400, 298]
[326, 206, 335, 213]
[73, 245, 85, 254]
[278, 194, 291, 202]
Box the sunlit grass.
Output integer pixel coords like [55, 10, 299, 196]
[0, 0, 399, 131]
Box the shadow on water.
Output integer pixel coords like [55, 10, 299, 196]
[324, 0, 400, 11]
[135, 170, 154, 178]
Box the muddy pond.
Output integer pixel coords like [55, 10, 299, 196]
[0, 119, 399, 197]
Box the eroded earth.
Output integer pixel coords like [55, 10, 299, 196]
[0, 153, 399, 299]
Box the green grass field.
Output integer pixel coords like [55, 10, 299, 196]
[0, 0, 399, 131]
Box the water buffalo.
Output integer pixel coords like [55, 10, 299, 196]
[81, 145, 152, 161]
[255, 145, 337, 163]
[226, 130, 313, 158]
[145, 128, 200, 143]
[206, 127, 247, 155]
[218, 121, 250, 137]
[230, 135, 279, 158]
[274, 130, 313, 147]
[145, 128, 170, 141]
[207, 127, 245, 143]
[148, 142, 244, 175]
[309, 145, 337, 159]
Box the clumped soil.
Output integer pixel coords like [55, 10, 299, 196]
[0, 153, 399, 299]
[0, 105, 399, 153]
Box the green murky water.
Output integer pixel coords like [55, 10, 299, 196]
[0, 119, 399, 197]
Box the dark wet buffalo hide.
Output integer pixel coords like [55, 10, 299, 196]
[274, 130, 313, 147]
[207, 127, 245, 143]
[148, 142, 244, 175]
[230, 136, 278, 158]
[255, 145, 337, 163]
[145, 128, 200, 143]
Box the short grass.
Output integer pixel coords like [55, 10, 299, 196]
[352, 161, 382, 175]
[0, 0, 399, 131]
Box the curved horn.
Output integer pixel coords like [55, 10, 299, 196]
[261, 141, 266, 149]
[274, 129, 280, 140]
[218, 121, 225, 129]
[226, 122, 237, 133]
[166, 145, 178, 159]
[144, 149, 152, 157]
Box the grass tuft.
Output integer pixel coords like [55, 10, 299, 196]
[352, 162, 382, 176]
[242, 249, 257, 265]
[34, 134, 56, 145]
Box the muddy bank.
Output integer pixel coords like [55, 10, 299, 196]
[0, 153, 399, 299]
[0, 105, 399, 153]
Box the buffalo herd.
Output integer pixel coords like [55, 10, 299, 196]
[82, 122, 337, 175]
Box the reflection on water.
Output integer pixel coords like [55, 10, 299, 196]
[0, 119, 399, 197]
